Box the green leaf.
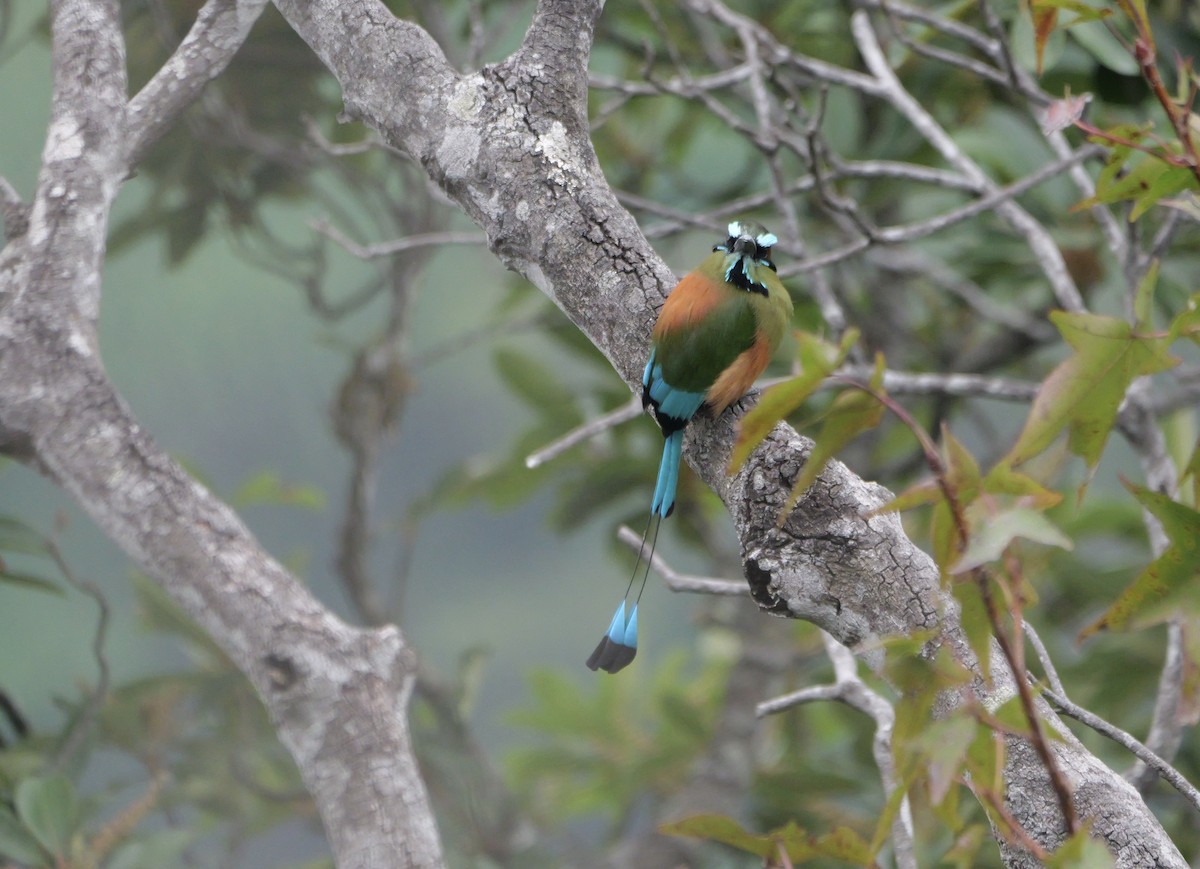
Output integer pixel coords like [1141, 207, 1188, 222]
[0, 517, 51, 557]
[231, 471, 326, 510]
[941, 824, 989, 869]
[935, 427, 982, 512]
[982, 463, 1062, 509]
[106, 830, 199, 869]
[1167, 293, 1200, 344]
[1181, 434, 1200, 508]
[660, 814, 875, 865]
[494, 347, 583, 427]
[781, 354, 884, 519]
[1132, 259, 1158, 330]
[1003, 312, 1175, 471]
[916, 716, 976, 804]
[1131, 166, 1198, 221]
[953, 579, 993, 683]
[1032, 0, 1112, 24]
[730, 329, 858, 472]
[1046, 827, 1116, 868]
[0, 805, 48, 865]
[1070, 147, 1157, 211]
[660, 814, 777, 859]
[1081, 484, 1200, 637]
[965, 727, 1004, 808]
[952, 507, 1073, 573]
[15, 774, 79, 858]
[876, 478, 942, 515]
[1068, 19, 1136, 75]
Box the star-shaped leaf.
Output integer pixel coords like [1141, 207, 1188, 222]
[1002, 312, 1175, 473]
[1081, 483, 1200, 638]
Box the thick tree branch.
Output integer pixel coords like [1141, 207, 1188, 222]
[126, 0, 270, 165]
[270, 1, 1188, 865]
[1, 1, 445, 866]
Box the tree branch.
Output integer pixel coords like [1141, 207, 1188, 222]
[0, 1, 447, 866]
[126, 0, 270, 165]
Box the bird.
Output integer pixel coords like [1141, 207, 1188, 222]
[586, 220, 794, 674]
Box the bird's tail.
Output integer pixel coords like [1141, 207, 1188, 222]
[586, 432, 682, 674]
[651, 430, 683, 519]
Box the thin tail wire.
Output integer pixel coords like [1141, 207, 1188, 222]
[631, 510, 662, 610]
[587, 430, 680, 673]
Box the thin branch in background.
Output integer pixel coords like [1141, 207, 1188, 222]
[1047, 683, 1200, 815]
[878, 3, 1011, 88]
[465, 0, 487, 70]
[127, 0, 270, 165]
[527, 363, 1040, 475]
[1022, 620, 1066, 697]
[310, 218, 486, 260]
[414, 310, 554, 371]
[615, 524, 750, 596]
[0, 173, 28, 239]
[781, 144, 1103, 277]
[844, 366, 1041, 401]
[45, 538, 110, 773]
[1119, 378, 1178, 550]
[870, 248, 1056, 341]
[525, 396, 644, 469]
[849, 9, 1086, 314]
[303, 116, 397, 158]
[0, 689, 29, 747]
[330, 255, 420, 626]
[390, 513, 421, 626]
[1128, 619, 1187, 792]
[976, 0, 1031, 97]
[758, 633, 917, 869]
[1025, 624, 1200, 815]
[786, 87, 853, 339]
[683, 0, 888, 97]
[873, 0, 1004, 59]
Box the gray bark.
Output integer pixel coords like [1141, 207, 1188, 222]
[0, 0, 1187, 865]
[272, 0, 1187, 864]
[0, 1, 442, 867]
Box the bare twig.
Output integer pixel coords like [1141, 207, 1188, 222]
[310, 218, 485, 260]
[850, 10, 1086, 313]
[0, 174, 28, 239]
[525, 396, 644, 469]
[46, 539, 111, 773]
[1128, 620, 1187, 791]
[1046, 683, 1200, 814]
[127, 0, 270, 165]
[758, 633, 916, 869]
[615, 525, 749, 596]
[841, 366, 1040, 401]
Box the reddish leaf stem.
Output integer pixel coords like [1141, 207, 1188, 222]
[834, 376, 1081, 838]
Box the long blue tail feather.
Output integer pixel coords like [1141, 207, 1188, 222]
[588, 375, 693, 674]
[586, 600, 639, 673]
[587, 512, 661, 674]
[651, 430, 684, 518]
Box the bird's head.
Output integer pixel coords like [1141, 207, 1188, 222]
[713, 220, 778, 293]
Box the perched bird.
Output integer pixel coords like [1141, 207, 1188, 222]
[586, 220, 794, 674]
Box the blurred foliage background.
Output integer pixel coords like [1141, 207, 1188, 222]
[2, 0, 1200, 866]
